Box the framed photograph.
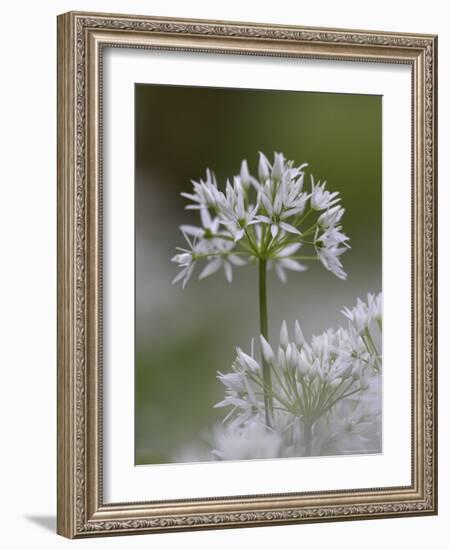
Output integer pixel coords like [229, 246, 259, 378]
[57, 11, 438, 538]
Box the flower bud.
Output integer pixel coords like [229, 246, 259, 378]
[279, 320, 289, 350]
[297, 350, 310, 378]
[260, 335, 274, 364]
[272, 152, 284, 181]
[258, 152, 270, 182]
[286, 344, 300, 370]
[237, 348, 260, 373]
[239, 159, 251, 189]
[294, 320, 305, 348]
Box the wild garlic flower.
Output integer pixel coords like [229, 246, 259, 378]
[181, 168, 221, 210]
[172, 152, 350, 285]
[171, 231, 206, 288]
[255, 152, 308, 237]
[310, 176, 340, 210]
[216, 178, 259, 241]
[215, 292, 382, 458]
[217, 321, 373, 429]
[342, 292, 382, 333]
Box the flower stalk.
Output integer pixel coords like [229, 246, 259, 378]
[303, 423, 313, 457]
[258, 258, 273, 426]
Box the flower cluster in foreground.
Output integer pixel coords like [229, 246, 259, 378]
[209, 292, 382, 459]
[172, 152, 350, 287]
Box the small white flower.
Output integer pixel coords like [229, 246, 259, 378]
[216, 371, 246, 394]
[342, 299, 370, 334]
[171, 251, 195, 288]
[310, 176, 340, 210]
[171, 231, 206, 287]
[181, 169, 221, 210]
[316, 244, 348, 280]
[341, 292, 383, 347]
[216, 178, 259, 241]
[314, 224, 350, 280]
[236, 346, 261, 373]
[255, 152, 308, 238]
[318, 205, 345, 228]
[317, 226, 350, 248]
[180, 207, 220, 239]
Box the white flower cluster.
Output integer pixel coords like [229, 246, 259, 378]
[172, 152, 350, 286]
[212, 292, 382, 459]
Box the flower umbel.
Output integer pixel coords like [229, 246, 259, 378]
[172, 152, 350, 285]
[215, 293, 382, 458]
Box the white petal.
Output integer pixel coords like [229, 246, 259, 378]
[172, 268, 187, 285]
[182, 265, 195, 288]
[229, 254, 246, 266]
[270, 224, 279, 238]
[281, 258, 307, 272]
[275, 264, 287, 283]
[279, 222, 301, 235]
[199, 258, 222, 279]
[279, 242, 302, 257]
[234, 228, 245, 241]
[224, 262, 233, 283]
[214, 399, 231, 409]
[261, 194, 273, 214]
[238, 350, 261, 372]
[200, 207, 213, 228]
[180, 192, 198, 202]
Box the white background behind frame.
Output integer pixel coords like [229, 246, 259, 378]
[3, 1, 447, 548]
[103, 47, 412, 503]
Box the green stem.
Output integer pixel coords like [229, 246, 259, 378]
[259, 259, 273, 427]
[304, 423, 313, 457]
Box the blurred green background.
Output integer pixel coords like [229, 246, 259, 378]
[135, 84, 382, 464]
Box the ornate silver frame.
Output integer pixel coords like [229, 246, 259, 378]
[57, 11, 438, 538]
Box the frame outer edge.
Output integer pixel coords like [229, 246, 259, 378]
[56, 10, 438, 537]
[57, 12, 77, 539]
[431, 35, 438, 515]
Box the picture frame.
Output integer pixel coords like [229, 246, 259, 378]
[57, 10, 438, 538]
